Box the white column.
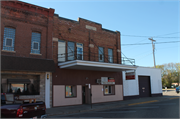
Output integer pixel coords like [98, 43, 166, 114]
[45, 72, 50, 108]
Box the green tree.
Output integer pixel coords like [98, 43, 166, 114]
[156, 63, 180, 88]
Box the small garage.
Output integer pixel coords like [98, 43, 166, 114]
[123, 67, 162, 100]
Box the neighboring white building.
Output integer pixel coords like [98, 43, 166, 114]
[123, 67, 162, 100]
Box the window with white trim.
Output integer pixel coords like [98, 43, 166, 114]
[3, 27, 16, 51]
[76, 43, 83, 60]
[99, 47, 104, 62]
[67, 42, 75, 60]
[108, 49, 113, 63]
[32, 42, 39, 50]
[58, 40, 66, 62]
[31, 32, 41, 54]
[5, 38, 13, 47]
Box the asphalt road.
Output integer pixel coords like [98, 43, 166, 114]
[49, 98, 179, 118]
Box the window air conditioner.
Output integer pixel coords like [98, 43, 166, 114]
[96, 79, 101, 84]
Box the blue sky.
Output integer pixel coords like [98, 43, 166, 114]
[22, 0, 179, 67]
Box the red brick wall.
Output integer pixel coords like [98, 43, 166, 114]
[1, 1, 54, 59]
[52, 15, 122, 85]
[53, 15, 121, 64]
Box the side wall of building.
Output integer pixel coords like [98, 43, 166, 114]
[123, 67, 162, 97]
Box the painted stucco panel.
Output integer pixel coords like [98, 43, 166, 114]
[92, 85, 123, 103]
[53, 85, 82, 107]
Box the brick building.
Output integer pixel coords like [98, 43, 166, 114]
[1, 1, 55, 108]
[52, 14, 137, 107]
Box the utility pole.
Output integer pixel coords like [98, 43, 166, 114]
[149, 38, 156, 68]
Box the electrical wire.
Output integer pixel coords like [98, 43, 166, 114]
[153, 32, 180, 37]
[122, 41, 180, 46]
[122, 35, 180, 38]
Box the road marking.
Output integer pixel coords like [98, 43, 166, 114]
[128, 100, 158, 106]
[91, 111, 136, 113]
[149, 103, 176, 106]
[78, 117, 103, 118]
[123, 106, 159, 109]
[170, 97, 179, 100]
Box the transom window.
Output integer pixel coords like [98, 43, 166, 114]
[3, 27, 16, 51]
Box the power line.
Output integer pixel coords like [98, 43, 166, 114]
[121, 35, 180, 38]
[121, 41, 180, 46]
[154, 32, 180, 37]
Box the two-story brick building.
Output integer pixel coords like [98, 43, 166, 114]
[52, 14, 137, 107]
[1, 1, 55, 108]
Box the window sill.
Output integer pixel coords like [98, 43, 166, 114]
[65, 96, 77, 98]
[30, 53, 42, 56]
[104, 94, 115, 96]
[1, 50, 16, 53]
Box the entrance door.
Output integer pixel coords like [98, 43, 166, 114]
[82, 86, 86, 104]
[138, 76, 151, 97]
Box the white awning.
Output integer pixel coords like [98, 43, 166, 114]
[58, 60, 138, 72]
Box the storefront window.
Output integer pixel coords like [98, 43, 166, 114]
[2, 78, 40, 95]
[11, 84, 24, 93]
[66, 85, 76, 97]
[104, 85, 115, 95]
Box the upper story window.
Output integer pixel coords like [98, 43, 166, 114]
[58, 40, 66, 62]
[3, 27, 16, 51]
[67, 41, 75, 61]
[99, 47, 104, 62]
[31, 32, 41, 54]
[108, 49, 113, 63]
[76, 43, 83, 60]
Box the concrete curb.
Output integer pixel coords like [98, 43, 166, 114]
[46, 96, 179, 117]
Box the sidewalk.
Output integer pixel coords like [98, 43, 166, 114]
[46, 91, 180, 117]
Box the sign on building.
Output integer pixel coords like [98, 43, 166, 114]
[126, 72, 135, 80]
[101, 77, 115, 84]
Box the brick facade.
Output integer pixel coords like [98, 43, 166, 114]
[1, 1, 55, 108]
[53, 15, 121, 64]
[1, 1, 54, 59]
[52, 14, 123, 106]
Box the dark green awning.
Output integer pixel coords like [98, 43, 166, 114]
[7, 79, 31, 84]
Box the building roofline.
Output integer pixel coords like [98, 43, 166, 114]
[54, 14, 120, 34]
[54, 13, 79, 23]
[14, 0, 54, 11]
[78, 17, 102, 25]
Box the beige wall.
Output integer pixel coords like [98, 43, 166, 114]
[53, 85, 82, 107]
[92, 85, 123, 103]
